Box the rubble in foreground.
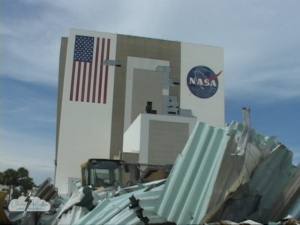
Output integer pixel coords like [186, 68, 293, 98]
[3, 109, 300, 225]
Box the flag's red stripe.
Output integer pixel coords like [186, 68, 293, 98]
[103, 39, 110, 104]
[92, 38, 100, 103]
[75, 62, 81, 101]
[98, 38, 105, 103]
[81, 62, 87, 101]
[71, 36, 111, 104]
[87, 62, 92, 102]
[70, 61, 76, 101]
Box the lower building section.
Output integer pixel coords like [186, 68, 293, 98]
[123, 113, 197, 165]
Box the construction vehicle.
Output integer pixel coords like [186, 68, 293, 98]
[81, 159, 124, 189]
[80, 158, 172, 190]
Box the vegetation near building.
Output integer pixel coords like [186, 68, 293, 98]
[0, 167, 36, 201]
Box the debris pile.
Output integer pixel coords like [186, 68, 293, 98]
[3, 109, 300, 224]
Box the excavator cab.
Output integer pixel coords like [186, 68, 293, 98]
[81, 159, 123, 189]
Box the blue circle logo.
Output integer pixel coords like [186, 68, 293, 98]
[186, 66, 222, 99]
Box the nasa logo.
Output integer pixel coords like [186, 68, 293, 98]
[186, 66, 222, 99]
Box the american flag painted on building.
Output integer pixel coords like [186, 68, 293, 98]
[70, 35, 111, 104]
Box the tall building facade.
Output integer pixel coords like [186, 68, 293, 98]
[55, 29, 224, 194]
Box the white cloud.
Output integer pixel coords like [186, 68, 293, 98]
[3, 0, 300, 99]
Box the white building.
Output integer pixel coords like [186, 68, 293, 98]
[55, 29, 224, 194]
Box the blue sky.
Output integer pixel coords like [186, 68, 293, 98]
[1, 0, 300, 185]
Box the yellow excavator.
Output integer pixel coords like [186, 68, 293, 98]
[80, 159, 124, 189]
[80, 159, 171, 190]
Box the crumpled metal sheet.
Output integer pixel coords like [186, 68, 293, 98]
[261, 162, 300, 221]
[154, 117, 299, 224]
[204, 143, 299, 223]
[40, 110, 299, 224]
[154, 121, 230, 224]
[46, 186, 95, 225]
[289, 198, 300, 221]
[57, 206, 89, 225]
[6, 178, 58, 225]
[232, 107, 251, 156]
[73, 180, 167, 225]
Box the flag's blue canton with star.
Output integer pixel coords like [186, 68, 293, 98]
[74, 35, 94, 62]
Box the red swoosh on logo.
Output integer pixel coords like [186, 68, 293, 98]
[207, 71, 222, 80]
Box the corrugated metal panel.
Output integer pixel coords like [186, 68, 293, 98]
[288, 197, 300, 220]
[200, 121, 299, 223]
[57, 206, 89, 225]
[154, 121, 230, 224]
[154, 120, 300, 224]
[248, 146, 300, 222]
[104, 207, 138, 225]
[73, 194, 132, 225]
[105, 185, 166, 225]
[73, 182, 167, 225]
[204, 122, 281, 219]
[205, 144, 299, 223]
[48, 185, 94, 225]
